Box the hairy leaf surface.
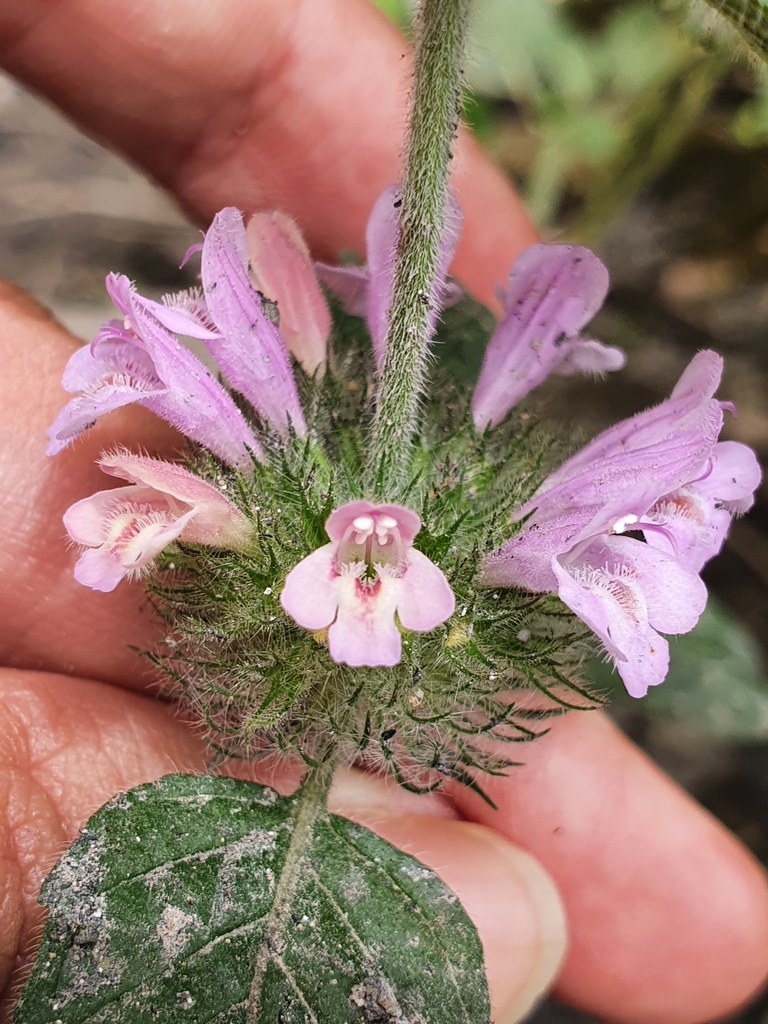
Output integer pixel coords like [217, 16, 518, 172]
[14, 773, 490, 1024]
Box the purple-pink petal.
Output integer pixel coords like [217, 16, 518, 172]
[328, 575, 403, 668]
[64, 483, 197, 593]
[246, 210, 330, 376]
[324, 501, 421, 546]
[395, 550, 455, 631]
[552, 554, 669, 699]
[105, 272, 133, 319]
[142, 295, 220, 341]
[541, 350, 724, 499]
[639, 492, 731, 572]
[471, 245, 612, 430]
[552, 338, 626, 377]
[200, 207, 306, 435]
[365, 185, 400, 363]
[481, 507, 600, 592]
[129, 290, 263, 468]
[317, 184, 462, 366]
[279, 544, 339, 630]
[553, 536, 706, 697]
[695, 440, 762, 512]
[633, 440, 761, 573]
[48, 277, 263, 468]
[47, 341, 166, 455]
[73, 547, 134, 593]
[519, 351, 727, 525]
[98, 451, 253, 548]
[314, 263, 369, 318]
[584, 535, 707, 635]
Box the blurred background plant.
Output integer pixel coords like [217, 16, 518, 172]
[2, 0, 768, 1018]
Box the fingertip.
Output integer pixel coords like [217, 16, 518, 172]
[554, 822, 768, 1024]
[331, 771, 567, 1024]
[449, 711, 768, 1024]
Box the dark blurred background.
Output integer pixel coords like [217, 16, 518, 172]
[1, 0, 767, 1018]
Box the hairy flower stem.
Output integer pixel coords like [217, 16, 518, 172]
[366, 0, 472, 498]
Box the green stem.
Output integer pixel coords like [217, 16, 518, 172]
[245, 760, 335, 1023]
[366, 0, 472, 498]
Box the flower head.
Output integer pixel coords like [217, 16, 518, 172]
[471, 244, 624, 430]
[47, 273, 262, 468]
[482, 350, 761, 696]
[316, 184, 463, 365]
[280, 500, 455, 667]
[64, 452, 253, 592]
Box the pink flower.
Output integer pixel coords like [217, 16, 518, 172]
[315, 185, 462, 366]
[47, 273, 262, 469]
[471, 244, 624, 430]
[245, 210, 330, 376]
[280, 501, 455, 668]
[64, 452, 253, 592]
[552, 535, 706, 698]
[482, 350, 761, 697]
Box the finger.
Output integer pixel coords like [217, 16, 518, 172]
[0, 0, 537, 308]
[0, 282, 182, 687]
[0, 669, 565, 1024]
[447, 711, 768, 1024]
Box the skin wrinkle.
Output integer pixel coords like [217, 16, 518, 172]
[0, 698, 64, 999]
[169, 0, 413, 251]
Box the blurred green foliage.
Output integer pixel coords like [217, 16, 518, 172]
[592, 598, 768, 741]
[469, 0, 732, 234]
[372, 0, 768, 236]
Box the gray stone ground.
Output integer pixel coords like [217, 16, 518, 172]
[0, 71, 198, 337]
[0, 69, 766, 1024]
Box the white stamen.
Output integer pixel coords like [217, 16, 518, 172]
[352, 515, 375, 533]
[374, 514, 398, 544]
[612, 513, 639, 534]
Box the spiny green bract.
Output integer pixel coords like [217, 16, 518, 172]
[147, 298, 603, 796]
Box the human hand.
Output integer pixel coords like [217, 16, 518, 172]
[0, 1, 766, 1022]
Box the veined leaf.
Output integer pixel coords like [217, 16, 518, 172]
[14, 773, 490, 1024]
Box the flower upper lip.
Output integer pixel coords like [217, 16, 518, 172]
[471, 243, 624, 431]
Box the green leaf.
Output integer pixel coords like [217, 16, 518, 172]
[14, 773, 490, 1024]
